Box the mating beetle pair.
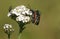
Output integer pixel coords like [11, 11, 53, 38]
[30, 9, 40, 25]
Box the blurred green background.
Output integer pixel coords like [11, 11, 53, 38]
[0, 0, 60, 39]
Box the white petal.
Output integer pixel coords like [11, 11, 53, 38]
[3, 26, 5, 29]
[22, 20, 25, 23]
[6, 25, 9, 28]
[22, 12, 26, 15]
[9, 25, 12, 28]
[7, 13, 11, 17]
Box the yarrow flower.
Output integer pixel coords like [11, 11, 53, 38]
[3, 24, 14, 39]
[7, 5, 32, 23]
[3, 24, 14, 33]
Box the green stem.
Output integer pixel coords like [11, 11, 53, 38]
[8, 34, 10, 39]
[18, 33, 22, 39]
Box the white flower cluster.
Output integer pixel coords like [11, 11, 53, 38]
[3, 24, 14, 32]
[7, 5, 32, 23]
